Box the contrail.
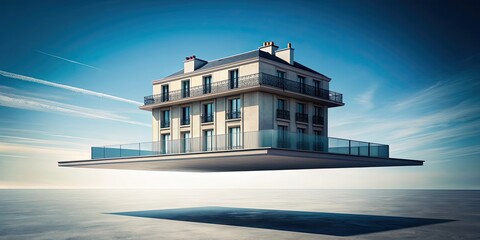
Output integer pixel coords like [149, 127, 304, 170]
[0, 93, 149, 127]
[36, 50, 104, 71]
[0, 70, 143, 106]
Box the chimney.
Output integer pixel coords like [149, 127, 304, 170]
[275, 42, 294, 65]
[184, 55, 207, 73]
[259, 41, 279, 55]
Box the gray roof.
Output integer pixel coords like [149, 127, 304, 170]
[164, 50, 328, 80]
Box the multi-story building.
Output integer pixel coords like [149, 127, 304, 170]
[59, 42, 422, 171]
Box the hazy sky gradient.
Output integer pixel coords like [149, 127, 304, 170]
[0, 0, 479, 189]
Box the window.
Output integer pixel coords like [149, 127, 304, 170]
[181, 106, 190, 125]
[313, 106, 324, 125]
[229, 69, 239, 89]
[202, 102, 214, 123]
[297, 103, 306, 114]
[181, 132, 191, 153]
[297, 128, 307, 149]
[161, 134, 170, 154]
[277, 99, 289, 120]
[277, 70, 286, 79]
[203, 76, 212, 94]
[298, 76, 306, 93]
[181, 80, 190, 98]
[278, 99, 287, 110]
[296, 103, 308, 123]
[204, 130, 214, 151]
[278, 125, 288, 148]
[228, 98, 241, 119]
[161, 110, 170, 128]
[313, 80, 321, 97]
[314, 130, 323, 151]
[229, 127, 241, 149]
[161, 85, 169, 102]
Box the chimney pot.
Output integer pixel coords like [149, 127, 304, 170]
[287, 42, 292, 48]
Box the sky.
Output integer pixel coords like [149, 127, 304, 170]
[0, 0, 479, 189]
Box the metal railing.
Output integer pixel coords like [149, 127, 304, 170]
[202, 114, 214, 123]
[227, 111, 241, 120]
[276, 109, 290, 120]
[312, 115, 324, 125]
[181, 118, 190, 126]
[295, 113, 308, 123]
[144, 73, 343, 106]
[160, 121, 170, 128]
[91, 129, 389, 159]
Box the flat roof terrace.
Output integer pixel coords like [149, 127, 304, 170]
[58, 130, 423, 172]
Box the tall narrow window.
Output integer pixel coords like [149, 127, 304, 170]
[277, 70, 286, 79]
[228, 98, 241, 119]
[203, 76, 212, 94]
[203, 103, 214, 123]
[298, 76, 306, 93]
[161, 110, 170, 128]
[313, 106, 324, 125]
[297, 128, 306, 150]
[313, 80, 321, 97]
[278, 125, 288, 148]
[276, 99, 289, 120]
[181, 106, 190, 125]
[161, 85, 169, 102]
[181, 80, 190, 98]
[229, 69, 239, 89]
[229, 127, 241, 149]
[204, 130, 214, 151]
[297, 103, 305, 114]
[296, 103, 308, 123]
[314, 130, 323, 151]
[182, 132, 191, 153]
[161, 134, 170, 154]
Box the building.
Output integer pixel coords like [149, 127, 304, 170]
[58, 42, 423, 171]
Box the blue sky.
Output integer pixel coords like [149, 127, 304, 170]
[0, 0, 479, 189]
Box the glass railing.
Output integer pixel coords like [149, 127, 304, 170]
[91, 130, 389, 159]
[144, 73, 343, 106]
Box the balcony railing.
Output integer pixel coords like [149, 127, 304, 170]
[160, 121, 170, 128]
[202, 114, 214, 123]
[144, 73, 343, 106]
[181, 118, 190, 126]
[227, 111, 241, 120]
[312, 115, 324, 125]
[276, 109, 290, 120]
[91, 129, 389, 160]
[296, 113, 308, 123]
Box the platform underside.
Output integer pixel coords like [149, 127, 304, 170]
[58, 148, 423, 172]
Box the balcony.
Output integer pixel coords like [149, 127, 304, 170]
[143, 73, 343, 107]
[202, 114, 214, 123]
[276, 109, 290, 120]
[89, 129, 390, 160]
[181, 118, 190, 126]
[160, 121, 170, 128]
[312, 115, 324, 125]
[295, 113, 308, 123]
[227, 111, 241, 120]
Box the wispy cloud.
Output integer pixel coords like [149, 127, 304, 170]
[36, 50, 104, 71]
[354, 85, 377, 109]
[0, 90, 149, 127]
[0, 70, 142, 106]
[331, 65, 480, 162]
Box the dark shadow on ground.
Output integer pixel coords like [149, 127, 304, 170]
[108, 206, 454, 236]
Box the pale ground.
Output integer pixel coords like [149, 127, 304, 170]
[0, 189, 478, 239]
